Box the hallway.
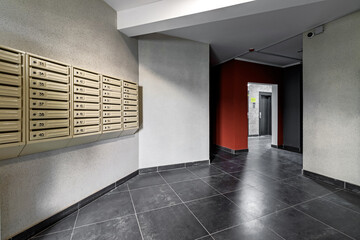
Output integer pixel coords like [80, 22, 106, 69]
[28, 137, 360, 240]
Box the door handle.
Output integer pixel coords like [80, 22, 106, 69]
[259, 112, 262, 119]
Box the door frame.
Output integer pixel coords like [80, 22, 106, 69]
[259, 91, 272, 136]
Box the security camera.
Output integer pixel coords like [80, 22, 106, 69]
[307, 31, 314, 38]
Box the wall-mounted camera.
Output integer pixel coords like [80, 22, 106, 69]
[307, 25, 324, 39]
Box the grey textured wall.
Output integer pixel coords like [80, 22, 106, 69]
[283, 65, 302, 150]
[0, 0, 139, 239]
[138, 34, 209, 168]
[248, 83, 272, 136]
[303, 11, 360, 186]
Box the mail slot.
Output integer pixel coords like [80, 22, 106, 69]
[103, 91, 121, 98]
[123, 99, 138, 106]
[103, 104, 121, 111]
[74, 125, 100, 135]
[0, 85, 21, 97]
[123, 88, 137, 95]
[103, 117, 121, 125]
[103, 84, 121, 92]
[29, 57, 69, 75]
[73, 69, 99, 81]
[0, 121, 21, 132]
[103, 111, 121, 118]
[30, 79, 69, 92]
[123, 94, 137, 100]
[0, 132, 21, 144]
[103, 123, 122, 131]
[74, 110, 100, 118]
[0, 73, 21, 86]
[0, 96, 21, 108]
[30, 68, 69, 84]
[74, 77, 99, 89]
[103, 97, 121, 105]
[30, 128, 69, 141]
[123, 81, 137, 90]
[74, 86, 99, 96]
[30, 99, 69, 109]
[0, 48, 21, 64]
[30, 110, 69, 119]
[74, 102, 100, 110]
[0, 109, 21, 119]
[74, 118, 99, 127]
[124, 116, 138, 122]
[124, 106, 137, 111]
[0, 61, 21, 75]
[123, 111, 137, 117]
[74, 94, 99, 103]
[103, 77, 121, 86]
[30, 119, 69, 130]
[30, 89, 69, 101]
[124, 122, 138, 129]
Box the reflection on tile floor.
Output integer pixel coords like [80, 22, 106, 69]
[31, 136, 360, 240]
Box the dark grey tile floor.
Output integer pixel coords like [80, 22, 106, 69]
[31, 136, 360, 240]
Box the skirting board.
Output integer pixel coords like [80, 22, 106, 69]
[303, 170, 360, 194]
[214, 145, 248, 155]
[139, 160, 210, 174]
[271, 144, 302, 153]
[10, 170, 139, 240]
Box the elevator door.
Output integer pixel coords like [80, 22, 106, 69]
[259, 93, 272, 135]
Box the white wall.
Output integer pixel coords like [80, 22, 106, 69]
[303, 11, 360, 186]
[271, 85, 278, 146]
[0, 1, 139, 239]
[138, 34, 209, 168]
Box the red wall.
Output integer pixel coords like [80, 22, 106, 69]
[214, 60, 283, 150]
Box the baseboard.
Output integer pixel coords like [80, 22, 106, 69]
[11, 170, 139, 240]
[271, 144, 302, 153]
[248, 134, 259, 137]
[214, 145, 248, 155]
[303, 170, 360, 194]
[139, 160, 210, 174]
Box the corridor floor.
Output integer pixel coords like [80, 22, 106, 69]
[31, 137, 360, 240]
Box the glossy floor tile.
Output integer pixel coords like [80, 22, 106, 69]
[137, 204, 208, 240]
[30, 136, 360, 240]
[75, 191, 134, 227]
[130, 184, 181, 212]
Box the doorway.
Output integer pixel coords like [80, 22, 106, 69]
[259, 92, 272, 136]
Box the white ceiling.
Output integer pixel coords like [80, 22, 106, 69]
[104, 0, 161, 11]
[105, 0, 360, 66]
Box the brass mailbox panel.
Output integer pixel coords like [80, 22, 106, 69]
[103, 97, 121, 105]
[103, 117, 121, 125]
[72, 67, 101, 137]
[103, 84, 121, 92]
[122, 80, 139, 136]
[29, 57, 69, 75]
[103, 104, 121, 111]
[123, 99, 138, 106]
[103, 111, 121, 118]
[0, 73, 21, 86]
[103, 123, 122, 131]
[123, 88, 137, 95]
[26, 53, 71, 145]
[123, 122, 138, 129]
[29, 67, 69, 84]
[123, 81, 137, 89]
[123, 111, 137, 117]
[123, 94, 137, 100]
[124, 116, 138, 122]
[0, 46, 24, 159]
[123, 105, 137, 111]
[103, 91, 121, 98]
[30, 78, 69, 92]
[30, 110, 69, 119]
[103, 76, 122, 86]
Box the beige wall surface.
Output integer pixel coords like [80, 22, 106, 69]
[303, 11, 360, 186]
[0, 0, 139, 239]
[138, 34, 209, 168]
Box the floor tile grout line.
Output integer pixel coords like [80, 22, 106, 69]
[294, 208, 356, 240]
[72, 213, 136, 230]
[31, 212, 77, 238]
[158, 174, 216, 240]
[127, 184, 145, 240]
[69, 209, 79, 240]
[318, 192, 360, 215]
[266, 226, 287, 240]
